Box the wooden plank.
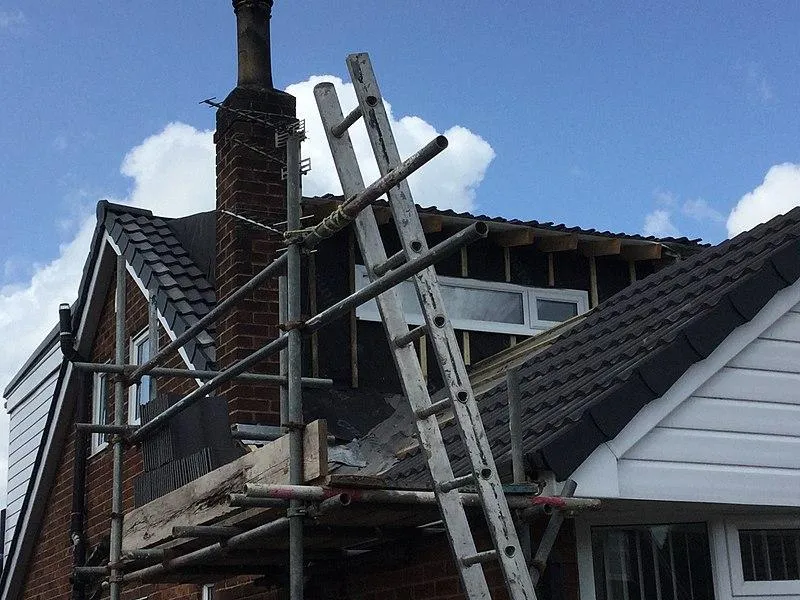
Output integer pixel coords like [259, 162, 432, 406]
[491, 227, 535, 247]
[122, 420, 328, 553]
[621, 243, 661, 261]
[536, 234, 578, 253]
[589, 256, 599, 307]
[547, 253, 555, 286]
[420, 214, 443, 233]
[579, 238, 622, 257]
[628, 260, 636, 284]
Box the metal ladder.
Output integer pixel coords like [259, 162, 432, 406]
[313, 54, 537, 600]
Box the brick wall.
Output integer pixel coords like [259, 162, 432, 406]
[214, 85, 296, 427]
[17, 257, 581, 600]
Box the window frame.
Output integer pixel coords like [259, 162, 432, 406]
[725, 517, 800, 597]
[354, 264, 589, 336]
[127, 329, 152, 426]
[90, 370, 109, 455]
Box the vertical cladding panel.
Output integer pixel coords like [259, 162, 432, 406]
[3, 340, 61, 566]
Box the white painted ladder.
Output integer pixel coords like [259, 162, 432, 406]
[313, 54, 537, 600]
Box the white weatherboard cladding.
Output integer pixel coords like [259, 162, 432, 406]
[3, 340, 61, 566]
[571, 279, 800, 506]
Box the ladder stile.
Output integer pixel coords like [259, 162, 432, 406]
[345, 53, 538, 600]
[313, 82, 492, 600]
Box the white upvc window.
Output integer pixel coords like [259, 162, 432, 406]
[90, 371, 109, 455]
[588, 522, 715, 600]
[725, 518, 800, 597]
[128, 329, 153, 425]
[202, 584, 214, 600]
[354, 265, 588, 336]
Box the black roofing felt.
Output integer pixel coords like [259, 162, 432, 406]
[387, 207, 800, 485]
[103, 202, 217, 371]
[304, 195, 708, 249]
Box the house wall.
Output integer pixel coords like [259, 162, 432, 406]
[570, 275, 800, 507]
[3, 336, 60, 567]
[18, 267, 225, 600]
[315, 223, 672, 394]
[617, 300, 800, 505]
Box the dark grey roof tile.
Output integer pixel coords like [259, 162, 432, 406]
[386, 207, 800, 485]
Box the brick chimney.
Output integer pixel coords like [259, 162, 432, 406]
[215, 0, 296, 426]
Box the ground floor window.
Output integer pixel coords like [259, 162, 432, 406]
[591, 523, 714, 600]
[724, 519, 800, 596]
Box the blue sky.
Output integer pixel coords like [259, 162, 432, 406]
[0, 3, 799, 414]
[2, 1, 799, 270]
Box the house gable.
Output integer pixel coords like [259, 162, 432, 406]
[571, 274, 800, 506]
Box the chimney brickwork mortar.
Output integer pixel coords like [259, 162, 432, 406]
[215, 1, 296, 426]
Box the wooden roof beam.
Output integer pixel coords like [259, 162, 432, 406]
[621, 243, 662, 261]
[491, 227, 536, 247]
[420, 214, 443, 233]
[579, 238, 622, 257]
[536, 234, 578, 253]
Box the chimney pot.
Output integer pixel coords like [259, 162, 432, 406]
[232, 0, 275, 89]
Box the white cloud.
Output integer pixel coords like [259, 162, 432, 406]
[682, 198, 724, 223]
[745, 62, 774, 105]
[0, 123, 214, 501]
[727, 163, 800, 237]
[0, 8, 25, 31]
[643, 209, 679, 238]
[120, 122, 216, 216]
[287, 75, 495, 213]
[0, 80, 494, 498]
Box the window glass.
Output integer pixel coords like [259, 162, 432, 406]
[739, 529, 800, 581]
[442, 284, 524, 324]
[129, 332, 153, 424]
[591, 523, 714, 600]
[91, 372, 108, 453]
[536, 298, 578, 322]
[354, 265, 586, 336]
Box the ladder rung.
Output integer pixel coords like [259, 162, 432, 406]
[373, 248, 407, 276]
[330, 105, 363, 138]
[439, 474, 475, 493]
[461, 549, 498, 567]
[415, 397, 451, 420]
[394, 325, 427, 348]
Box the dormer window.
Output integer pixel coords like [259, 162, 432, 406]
[355, 265, 588, 336]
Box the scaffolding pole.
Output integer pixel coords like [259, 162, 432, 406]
[109, 255, 126, 600]
[285, 125, 305, 600]
[71, 361, 332, 387]
[130, 221, 486, 443]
